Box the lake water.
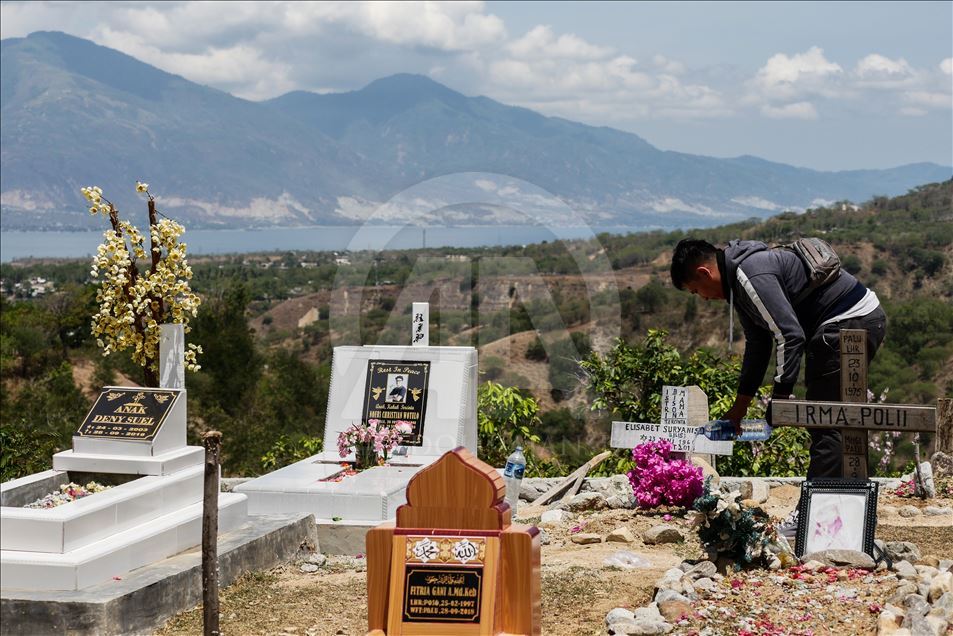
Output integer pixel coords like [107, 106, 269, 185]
[0, 225, 648, 261]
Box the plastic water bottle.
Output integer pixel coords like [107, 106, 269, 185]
[699, 419, 736, 441]
[738, 419, 773, 442]
[503, 446, 527, 511]
[699, 419, 773, 442]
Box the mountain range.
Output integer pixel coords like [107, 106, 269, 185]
[2, 31, 950, 231]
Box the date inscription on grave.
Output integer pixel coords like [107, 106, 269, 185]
[77, 388, 180, 441]
[402, 566, 482, 623]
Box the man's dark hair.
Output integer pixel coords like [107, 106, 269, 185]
[670, 238, 718, 290]
[394, 376, 403, 382]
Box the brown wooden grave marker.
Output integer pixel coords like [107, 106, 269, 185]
[840, 328, 869, 479]
[366, 447, 541, 636]
[771, 330, 937, 477]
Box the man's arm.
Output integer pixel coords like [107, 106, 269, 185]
[723, 310, 771, 425]
[734, 269, 806, 398]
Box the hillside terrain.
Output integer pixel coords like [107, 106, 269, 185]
[2, 31, 950, 230]
[1, 180, 951, 479]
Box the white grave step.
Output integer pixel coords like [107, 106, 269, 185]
[52, 445, 203, 476]
[1, 464, 204, 553]
[239, 458, 422, 521]
[0, 493, 247, 591]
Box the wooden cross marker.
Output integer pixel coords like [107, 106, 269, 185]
[840, 329, 869, 479]
[770, 329, 937, 477]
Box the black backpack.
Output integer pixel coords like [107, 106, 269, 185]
[781, 237, 842, 303]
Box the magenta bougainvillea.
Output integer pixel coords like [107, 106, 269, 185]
[628, 440, 703, 508]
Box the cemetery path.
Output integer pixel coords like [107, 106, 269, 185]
[158, 487, 953, 636]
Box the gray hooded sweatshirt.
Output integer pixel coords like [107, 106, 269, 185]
[721, 239, 868, 397]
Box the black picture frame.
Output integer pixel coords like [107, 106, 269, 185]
[795, 479, 878, 558]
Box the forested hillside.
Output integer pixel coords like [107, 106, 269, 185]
[2, 180, 951, 480]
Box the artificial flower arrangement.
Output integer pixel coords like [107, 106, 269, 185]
[25, 482, 111, 509]
[689, 477, 796, 570]
[336, 419, 413, 471]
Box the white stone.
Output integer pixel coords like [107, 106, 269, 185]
[643, 525, 684, 545]
[540, 509, 570, 526]
[565, 491, 606, 512]
[737, 480, 769, 503]
[606, 608, 636, 626]
[929, 571, 952, 602]
[876, 610, 902, 635]
[607, 527, 636, 543]
[894, 560, 918, 580]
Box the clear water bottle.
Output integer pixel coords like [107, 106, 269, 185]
[699, 419, 736, 441]
[699, 419, 773, 442]
[738, 419, 773, 442]
[503, 446, 526, 511]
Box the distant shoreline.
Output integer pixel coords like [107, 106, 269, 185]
[0, 224, 655, 262]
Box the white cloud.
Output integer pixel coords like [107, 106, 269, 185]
[899, 107, 928, 117]
[92, 26, 295, 99]
[855, 54, 912, 78]
[283, 1, 506, 51]
[507, 25, 611, 60]
[651, 55, 686, 75]
[2, 1, 950, 131]
[761, 102, 819, 120]
[752, 47, 843, 99]
[904, 91, 952, 109]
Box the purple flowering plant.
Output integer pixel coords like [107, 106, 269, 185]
[628, 439, 703, 508]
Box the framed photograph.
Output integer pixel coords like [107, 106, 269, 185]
[795, 479, 878, 558]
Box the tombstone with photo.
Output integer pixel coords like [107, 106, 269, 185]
[236, 333, 479, 550]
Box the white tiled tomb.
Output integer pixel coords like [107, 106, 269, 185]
[1, 386, 248, 591]
[236, 345, 478, 523]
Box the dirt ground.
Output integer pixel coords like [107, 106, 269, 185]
[157, 487, 953, 636]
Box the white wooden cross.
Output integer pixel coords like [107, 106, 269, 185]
[411, 302, 429, 347]
[610, 385, 735, 456]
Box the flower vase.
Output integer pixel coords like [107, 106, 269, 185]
[354, 443, 379, 470]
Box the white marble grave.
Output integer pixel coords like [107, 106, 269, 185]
[236, 345, 478, 525]
[1, 332, 248, 591]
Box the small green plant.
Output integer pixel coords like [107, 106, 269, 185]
[477, 381, 545, 473]
[716, 425, 811, 477]
[260, 434, 323, 471]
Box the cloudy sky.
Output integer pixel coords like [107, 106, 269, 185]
[2, 1, 950, 170]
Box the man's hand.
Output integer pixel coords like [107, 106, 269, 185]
[724, 396, 752, 436]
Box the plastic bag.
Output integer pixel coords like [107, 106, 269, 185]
[604, 550, 652, 570]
